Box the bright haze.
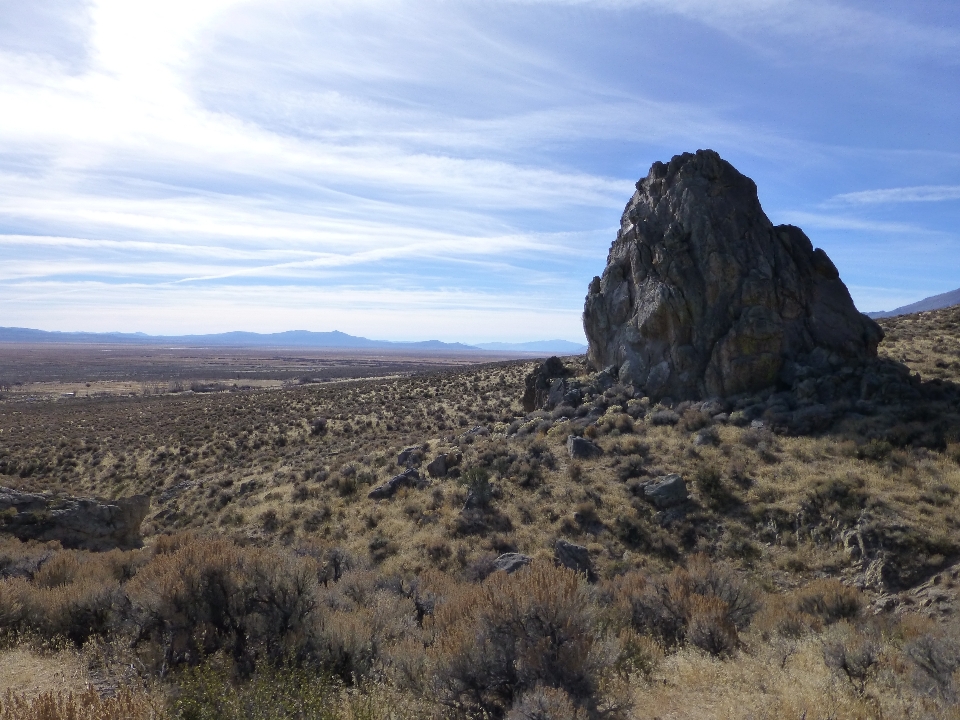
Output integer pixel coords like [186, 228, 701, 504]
[1, 1, 958, 342]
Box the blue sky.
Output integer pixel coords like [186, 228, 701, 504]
[1, 0, 958, 342]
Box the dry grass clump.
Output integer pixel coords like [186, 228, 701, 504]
[0, 687, 160, 720]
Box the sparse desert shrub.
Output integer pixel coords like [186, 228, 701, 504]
[793, 579, 862, 625]
[823, 632, 879, 697]
[505, 685, 587, 720]
[685, 594, 739, 657]
[459, 467, 493, 509]
[616, 457, 645, 482]
[429, 560, 618, 719]
[0, 566, 124, 646]
[126, 538, 320, 671]
[856, 438, 893, 461]
[260, 509, 280, 532]
[680, 408, 711, 432]
[611, 554, 758, 655]
[947, 442, 960, 465]
[336, 474, 358, 497]
[600, 413, 634, 435]
[693, 465, 738, 511]
[905, 632, 960, 702]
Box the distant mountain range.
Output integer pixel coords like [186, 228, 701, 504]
[0, 327, 586, 355]
[867, 286, 960, 319]
[474, 340, 587, 353]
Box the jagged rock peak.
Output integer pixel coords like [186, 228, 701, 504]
[583, 149, 883, 400]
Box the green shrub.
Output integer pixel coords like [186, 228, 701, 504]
[173, 657, 341, 720]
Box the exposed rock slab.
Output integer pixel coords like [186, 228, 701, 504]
[644, 474, 688, 509]
[367, 469, 425, 500]
[583, 149, 883, 400]
[0, 487, 149, 550]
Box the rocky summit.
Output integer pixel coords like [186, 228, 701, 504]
[583, 149, 883, 400]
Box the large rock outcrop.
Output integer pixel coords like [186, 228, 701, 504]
[583, 150, 883, 400]
[0, 487, 149, 550]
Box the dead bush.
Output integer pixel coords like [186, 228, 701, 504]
[905, 632, 960, 702]
[823, 633, 879, 696]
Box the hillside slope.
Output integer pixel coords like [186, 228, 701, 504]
[0, 309, 959, 718]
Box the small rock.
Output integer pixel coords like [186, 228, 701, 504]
[567, 435, 603, 460]
[494, 553, 532, 574]
[644, 474, 688, 508]
[554, 539, 596, 581]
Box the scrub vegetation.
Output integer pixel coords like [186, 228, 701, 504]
[1, 306, 960, 719]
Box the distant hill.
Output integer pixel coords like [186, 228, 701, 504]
[0, 327, 481, 351]
[474, 340, 587, 354]
[867, 287, 960, 319]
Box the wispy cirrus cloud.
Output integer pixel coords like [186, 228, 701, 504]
[829, 185, 960, 205]
[0, 0, 957, 337]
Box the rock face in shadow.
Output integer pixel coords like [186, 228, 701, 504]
[583, 149, 883, 400]
[0, 487, 149, 550]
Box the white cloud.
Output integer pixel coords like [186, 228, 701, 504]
[780, 211, 942, 236]
[830, 185, 960, 205]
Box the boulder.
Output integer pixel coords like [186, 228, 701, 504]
[583, 150, 883, 401]
[644, 474, 688, 508]
[397, 446, 424, 467]
[426, 454, 448, 478]
[522, 357, 571, 412]
[553, 539, 596, 581]
[566, 435, 602, 460]
[368, 469, 425, 500]
[494, 552, 532, 574]
[0, 487, 149, 550]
